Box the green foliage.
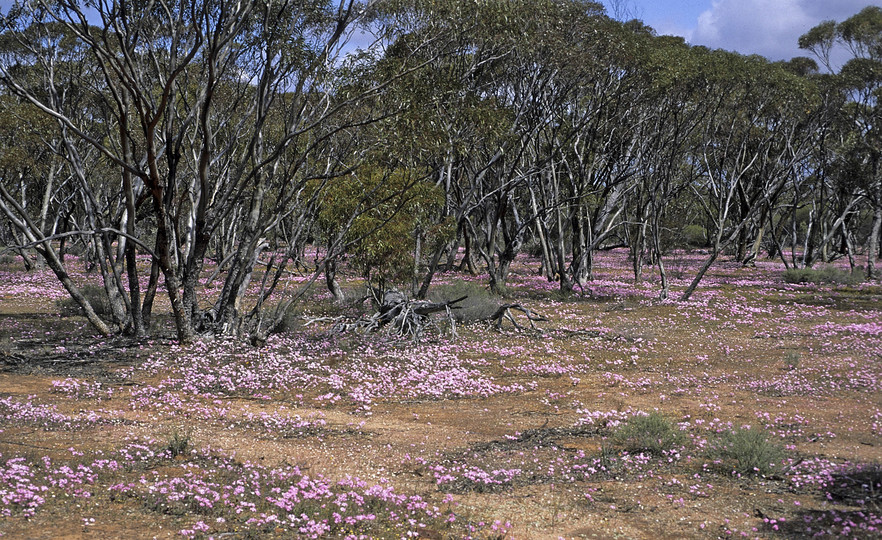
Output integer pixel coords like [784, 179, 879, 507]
[708, 427, 785, 476]
[681, 224, 708, 248]
[317, 167, 450, 284]
[782, 266, 864, 286]
[798, 20, 836, 53]
[613, 413, 685, 456]
[838, 6, 882, 51]
[840, 56, 882, 87]
[780, 56, 820, 77]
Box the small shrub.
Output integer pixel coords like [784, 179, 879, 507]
[271, 310, 298, 334]
[613, 412, 685, 455]
[599, 437, 616, 469]
[271, 301, 308, 334]
[55, 285, 112, 317]
[783, 265, 863, 286]
[273, 284, 370, 333]
[783, 351, 800, 370]
[428, 280, 500, 323]
[165, 427, 192, 457]
[524, 238, 546, 258]
[708, 427, 784, 476]
[488, 283, 510, 297]
[681, 224, 708, 248]
[548, 288, 573, 302]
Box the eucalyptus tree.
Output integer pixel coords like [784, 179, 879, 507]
[0, 16, 133, 333]
[800, 6, 882, 279]
[444, 0, 608, 294]
[0, 0, 426, 343]
[760, 61, 850, 270]
[373, 0, 612, 295]
[680, 51, 816, 300]
[793, 75, 868, 271]
[534, 16, 650, 293]
[344, 0, 502, 298]
[446, 0, 659, 296]
[0, 96, 68, 271]
[626, 34, 709, 299]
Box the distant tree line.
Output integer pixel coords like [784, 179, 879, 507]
[0, 0, 879, 343]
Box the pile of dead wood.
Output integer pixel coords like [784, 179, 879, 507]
[307, 288, 548, 341]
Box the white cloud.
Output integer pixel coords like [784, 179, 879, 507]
[801, 0, 879, 22]
[687, 0, 877, 61]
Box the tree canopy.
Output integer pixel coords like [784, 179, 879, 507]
[0, 0, 880, 342]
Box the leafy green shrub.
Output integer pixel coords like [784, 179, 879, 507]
[783, 265, 863, 286]
[708, 427, 785, 476]
[681, 224, 708, 248]
[428, 280, 500, 323]
[55, 285, 112, 318]
[315, 167, 450, 284]
[613, 412, 685, 455]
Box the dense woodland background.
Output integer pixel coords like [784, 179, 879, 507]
[0, 0, 879, 343]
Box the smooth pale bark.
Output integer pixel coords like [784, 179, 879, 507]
[868, 203, 882, 280]
[0, 183, 113, 335]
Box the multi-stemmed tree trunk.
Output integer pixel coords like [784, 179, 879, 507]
[799, 7, 882, 279]
[681, 52, 816, 300]
[0, 0, 422, 343]
[3, 0, 881, 339]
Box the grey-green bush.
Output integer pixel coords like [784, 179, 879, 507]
[708, 427, 785, 476]
[782, 265, 863, 286]
[55, 285, 112, 318]
[613, 412, 685, 456]
[427, 280, 500, 323]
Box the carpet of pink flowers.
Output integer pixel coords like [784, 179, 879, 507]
[0, 250, 880, 539]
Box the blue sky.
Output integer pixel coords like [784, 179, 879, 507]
[610, 0, 882, 62]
